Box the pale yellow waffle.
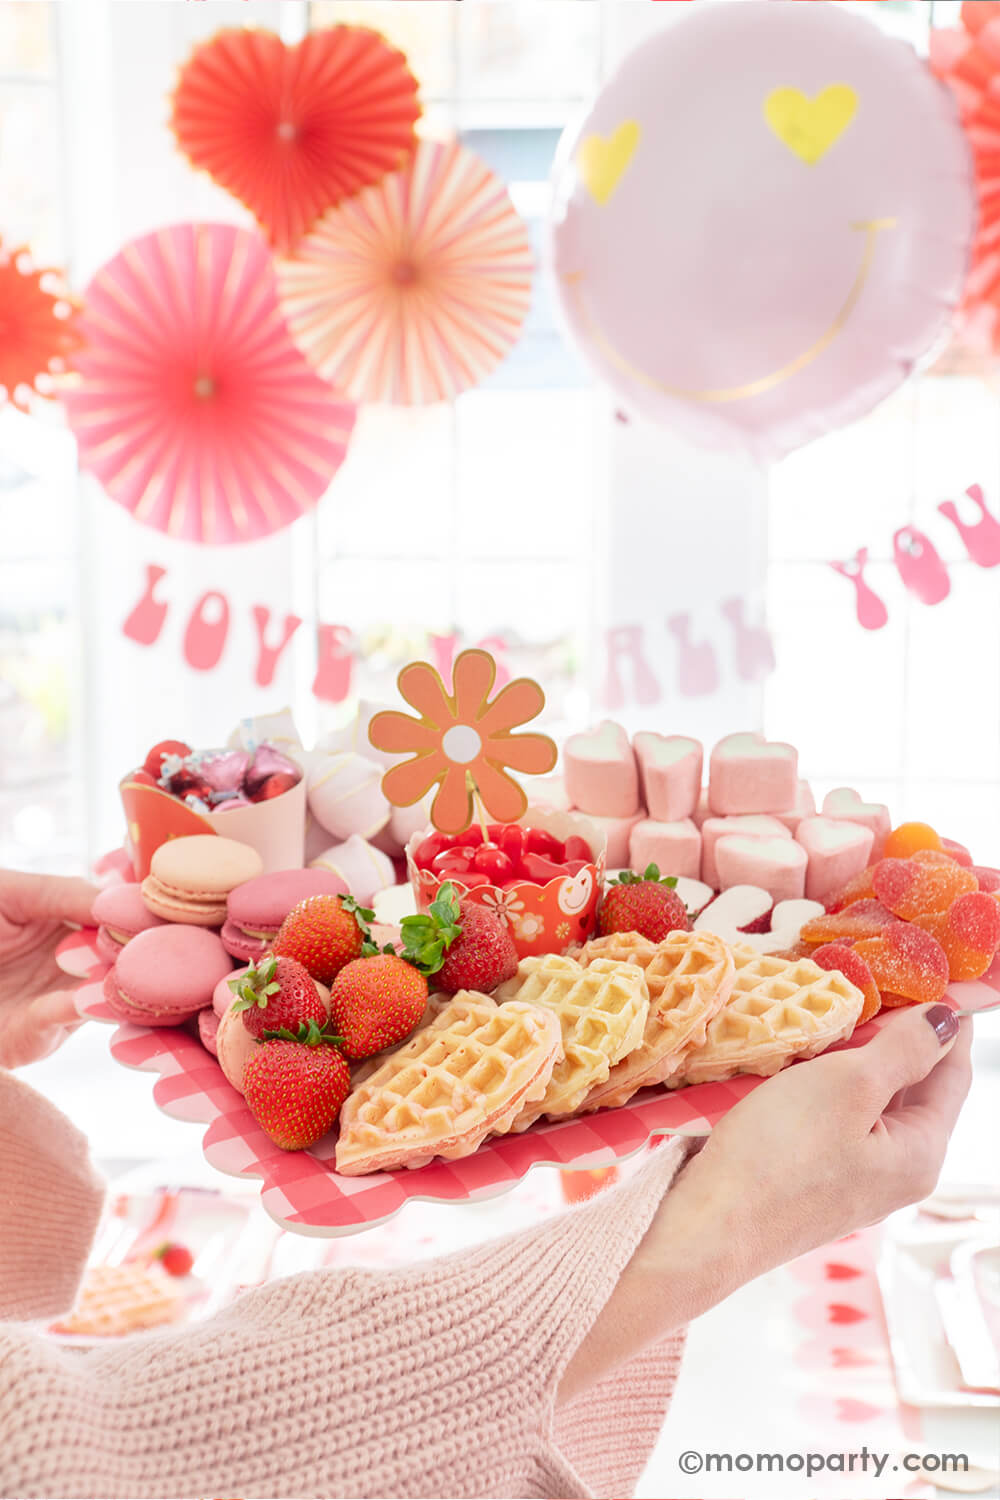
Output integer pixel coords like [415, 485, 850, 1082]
[573, 930, 736, 1110]
[348, 992, 456, 1088]
[673, 943, 864, 1086]
[51, 1263, 182, 1338]
[493, 953, 650, 1130]
[335, 994, 563, 1175]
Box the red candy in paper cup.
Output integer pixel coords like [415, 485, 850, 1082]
[120, 773, 306, 877]
[406, 808, 606, 958]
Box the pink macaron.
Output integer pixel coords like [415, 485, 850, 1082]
[103, 924, 234, 1027]
[92, 884, 167, 964]
[221, 868, 349, 963]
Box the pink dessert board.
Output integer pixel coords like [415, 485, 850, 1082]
[58, 923, 1000, 1239]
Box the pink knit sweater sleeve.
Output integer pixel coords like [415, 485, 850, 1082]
[0, 1071, 688, 1500]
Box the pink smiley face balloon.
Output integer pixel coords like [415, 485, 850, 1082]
[549, 1, 975, 461]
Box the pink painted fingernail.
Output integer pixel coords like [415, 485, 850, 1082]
[925, 1004, 959, 1045]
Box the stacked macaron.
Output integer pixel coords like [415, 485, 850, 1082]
[92, 885, 166, 964]
[142, 836, 263, 925]
[221, 868, 348, 963]
[103, 925, 233, 1028]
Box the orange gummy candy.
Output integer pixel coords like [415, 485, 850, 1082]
[812, 942, 882, 1025]
[824, 866, 878, 913]
[911, 891, 1000, 982]
[854, 924, 949, 1005]
[873, 857, 977, 920]
[800, 899, 897, 945]
[883, 822, 943, 860]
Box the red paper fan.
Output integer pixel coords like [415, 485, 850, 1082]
[65, 223, 356, 545]
[170, 26, 421, 255]
[930, 7, 1000, 358]
[0, 239, 81, 409]
[277, 140, 534, 405]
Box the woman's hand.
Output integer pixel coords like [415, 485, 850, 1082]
[0, 869, 99, 1068]
[655, 1002, 971, 1288]
[560, 1004, 971, 1401]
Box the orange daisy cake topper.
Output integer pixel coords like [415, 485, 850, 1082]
[369, 649, 557, 837]
[0, 238, 81, 409]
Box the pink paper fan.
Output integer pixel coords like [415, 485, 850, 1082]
[277, 140, 533, 405]
[65, 222, 356, 544]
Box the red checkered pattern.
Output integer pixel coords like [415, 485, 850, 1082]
[60, 926, 1000, 1239]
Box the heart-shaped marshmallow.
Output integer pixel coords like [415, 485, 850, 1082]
[310, 833, 395, 906]
[701, 814, 790, 889]
[629, 818, 701, 881]
[633, 733, 703, 822]
[821, 787, 890, 858]
[796, 816, 875, 904]
[696, 887, 824, 954]
[771, 779, 816, 833]
[586, 810, 645, 868]
[564, 721, 640, 818]
[715, 835, 807, 903]
[709, 732, 798, 815]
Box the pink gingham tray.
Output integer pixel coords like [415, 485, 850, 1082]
[57, 920, 1000, 1239]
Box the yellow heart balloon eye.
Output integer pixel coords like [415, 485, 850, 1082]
[576, 119, 641, 205]
[764, 84, 858, 165]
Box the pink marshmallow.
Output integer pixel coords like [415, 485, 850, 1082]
[586, 811, 645, 869]
[771, 780, 816, 833]
[629, 818, 701, 880]
[317, 699, 400, 771]
[709, 732, 798, 815]
[695, 887, 824, 954]
[633, 734, 702, 823]
[524, 774, 572, 813]
[796, 816, 875, 904]
[701, 814, 791, 889]
[692, 788, 712, 828]
[307, 751, 390, 841]
[821, 788, 891, 860]
[564, 721, 640, 818]
[715, 835, 807, 903]
[309, 833, 395, 905]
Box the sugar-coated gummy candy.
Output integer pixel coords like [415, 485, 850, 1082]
[941, 837, 973, 868]
[811, 942, 881, 1025]
[853, 924, 950, 1005]
[971, 865, 1000, 894]
[911, 891, 1000, 982]
[800, 899, 898, 945]
[883, 822, 943, 860]
[873, 856, 977, 920]
[824, 866, 878, 913]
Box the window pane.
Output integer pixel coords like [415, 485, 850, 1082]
[0, 2, 53, 78]
[0, 83, 62, 259]
[457, 1, 599, 101]
[309, 1, 456, 97]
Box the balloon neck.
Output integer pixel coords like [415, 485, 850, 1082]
[276, 120, 297, 144]
[193, 375, 215, 400]
[392, 260, 418, 287]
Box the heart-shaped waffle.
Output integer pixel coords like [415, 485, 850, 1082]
[335, 995, 562, 1176]
[573, 930, 735, 1110]
[493, 953, 649, 1129]
[674, 943, 864, 1087]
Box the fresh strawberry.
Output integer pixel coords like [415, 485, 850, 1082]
[154, 1242, 194, 1277]
[230, 954, 326, 1039]
[399, 881, 519, 994]
[272, 893, 371, 983]
[328, 954, 428, 1059]
[243, 1020, 351, 1150]
[598, 864, 691, 942]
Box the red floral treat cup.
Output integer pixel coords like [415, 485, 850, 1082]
[120, 774, 306, 878]
[406, 807, 606, 958]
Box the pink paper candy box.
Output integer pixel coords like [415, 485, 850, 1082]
[406, 808, 606, 958]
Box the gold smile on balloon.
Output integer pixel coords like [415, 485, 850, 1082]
[561, 217, 896, 404]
